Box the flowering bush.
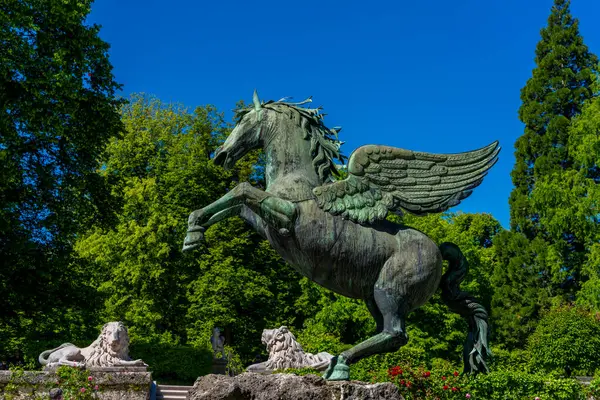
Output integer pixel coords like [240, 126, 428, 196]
[54, 366, 100, 399]
[385, 364, 468, 399]
[367, 363, 587, 400]
[284, 361, 588, 399]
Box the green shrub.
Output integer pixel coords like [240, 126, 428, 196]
[224, 345, 244, 376]
[488, 345, 531, 372]
[350, 346, 428, 382]
[129, 343, 212, 385]
[354, 362, 587, 400]
[1, 339, 71, 370]
[527, 306, 600, 375]
[588, 375, 600, 399]
[468, 370, 585, 400]
[295, 324, 350, 356]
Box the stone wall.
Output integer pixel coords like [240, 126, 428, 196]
[0, 368, 151, 400]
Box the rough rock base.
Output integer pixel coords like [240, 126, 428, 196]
[189, 372, 404, 400]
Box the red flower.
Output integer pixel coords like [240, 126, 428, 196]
[423, 371, 431, 378]
[406, 381, 412, 387]
[442, 376, 447, 381]
[388, 366, 403, 377]
[452, 387, 458, 392]
[453, 371, 459, 377]
[443, 385, 449, 390]
[400, 379, 405, 385]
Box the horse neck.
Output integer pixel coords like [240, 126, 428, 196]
[263, 123, 321, 199]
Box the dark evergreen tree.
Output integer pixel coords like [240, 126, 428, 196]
[0, 0, 125, 363]
[492, 0, 599, 347]
[511, 0, 597, 236]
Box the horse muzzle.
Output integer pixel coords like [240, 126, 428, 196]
[213, 147, 230, 168]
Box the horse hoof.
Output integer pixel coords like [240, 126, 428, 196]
[182, 229, 205, 252]
[323, 355, 350, 381]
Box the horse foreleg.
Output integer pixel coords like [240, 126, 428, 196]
[205, 205, 269, 238]
[183, 182, 294, 250]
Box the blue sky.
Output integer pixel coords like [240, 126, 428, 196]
[88, 0, 600, 229]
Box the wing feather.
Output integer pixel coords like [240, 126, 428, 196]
[313, 141, 500, 224]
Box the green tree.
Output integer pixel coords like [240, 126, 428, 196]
[75, 95, 227, 344]
[493, 0, 599, 346]
[0, 0, 124, 361]
[75, 95, 304, 367]
[511, 0, 598, 235]
[567, 93, 600, 311]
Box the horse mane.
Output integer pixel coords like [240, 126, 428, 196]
[234, 98, 347, 182]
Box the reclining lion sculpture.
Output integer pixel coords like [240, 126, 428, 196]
[247, 326, 333, 373]
[38, 321, 147, 368]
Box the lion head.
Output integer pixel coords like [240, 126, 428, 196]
[262, 326, 307, 370]
[85, 321, 132, 367]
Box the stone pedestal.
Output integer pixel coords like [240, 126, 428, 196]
[0, 368, 152, 400]
[189, 372, 404, 400]
[211, 358, 228, 375]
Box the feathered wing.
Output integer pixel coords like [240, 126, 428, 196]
[313, 141, 500, 224]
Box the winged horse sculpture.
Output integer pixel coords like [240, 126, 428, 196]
[183, 91, 498, 380]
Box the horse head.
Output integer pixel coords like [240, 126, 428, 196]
[214, 90, 266, 169]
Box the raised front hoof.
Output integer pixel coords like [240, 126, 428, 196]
[182, 227, 205, 252]
[322, 355, 350, 381]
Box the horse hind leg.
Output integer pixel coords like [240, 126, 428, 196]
[365, 296, 384, 334]
[323, 256, 410, 381]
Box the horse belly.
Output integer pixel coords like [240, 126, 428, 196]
[265, 202, 397, 298]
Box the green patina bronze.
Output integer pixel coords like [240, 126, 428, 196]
[183, 91, 499, 380]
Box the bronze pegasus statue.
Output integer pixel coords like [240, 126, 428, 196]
[183, 91, 499, 380]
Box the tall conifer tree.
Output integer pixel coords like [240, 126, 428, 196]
[492, 0, 598, 347]
[511, 0, 597, 236]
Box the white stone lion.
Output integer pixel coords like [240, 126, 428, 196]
[246, 326, 333, 373]
[38, 321, 147, 368]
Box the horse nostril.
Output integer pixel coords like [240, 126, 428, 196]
[213, 150, 228, 167]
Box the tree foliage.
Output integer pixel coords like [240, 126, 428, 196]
[527, 306, 600, 375]
[0, 0, 124, 360]
[493, 0, 599, 346]
[74, 95, 305, 365]
[2, 0, 599, 385]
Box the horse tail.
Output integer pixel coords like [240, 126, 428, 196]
[38, 343, 73, 366]
[439, 242, 491, 374]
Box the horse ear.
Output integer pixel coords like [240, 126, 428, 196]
[253, 90, 261, 110]
[253, 90, 263, 121]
